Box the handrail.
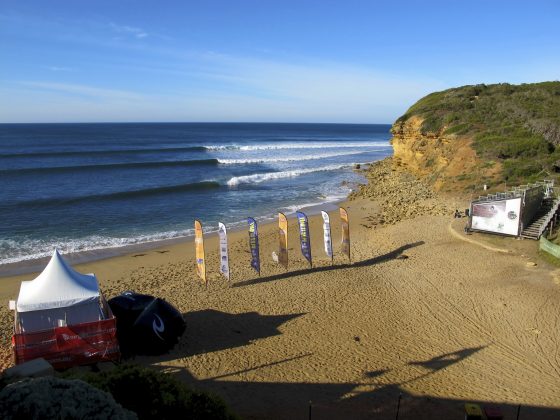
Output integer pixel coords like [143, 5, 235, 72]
[472, 179, 554, 204]
[537, 198, 560, 238]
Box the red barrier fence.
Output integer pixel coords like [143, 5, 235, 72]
[12, 317, 120, 369]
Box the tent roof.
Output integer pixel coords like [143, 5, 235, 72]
[16, 250, 100, 313]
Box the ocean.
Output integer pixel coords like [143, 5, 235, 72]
[0, 123, 392, 268]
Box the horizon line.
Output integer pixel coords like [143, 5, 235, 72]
[0, 121, 393, 125]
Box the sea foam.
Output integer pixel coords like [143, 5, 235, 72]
[206, 141, 390, 151]
[226, 164, 356, 186]
[217, 151, 365, 164]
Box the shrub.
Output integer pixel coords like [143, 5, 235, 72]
[63, 364, 238, 420]
[0, 377, 136, 419]
[421, 115, 444, 134]
[444, 123, 470, 135]
[394, 81, 560, 186]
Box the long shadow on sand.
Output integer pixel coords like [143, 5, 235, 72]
[131, 310, 305, 362]
[181, 310, 305, 357]
[408, 346, 486, 372]
[155, 344, 560, 419]
[233, 241, 425, 288]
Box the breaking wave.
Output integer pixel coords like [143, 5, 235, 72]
[227, 164, 355, 186]
[207, 141, 389, 151]
[217, 151, 365, 164]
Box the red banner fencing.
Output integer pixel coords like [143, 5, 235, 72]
[12, 317, 120, 369]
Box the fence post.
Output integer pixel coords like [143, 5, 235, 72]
[395, 393, 402, 420]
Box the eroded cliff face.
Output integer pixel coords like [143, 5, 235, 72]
[390, 116, 499, 191]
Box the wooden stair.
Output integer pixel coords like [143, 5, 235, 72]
[521, 198, 560, 239]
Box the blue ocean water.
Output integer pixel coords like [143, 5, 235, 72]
[0, 123, 392, 265]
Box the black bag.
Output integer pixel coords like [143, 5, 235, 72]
[108, 291, 186, 356]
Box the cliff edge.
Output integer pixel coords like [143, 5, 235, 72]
[390, 115, 483, 191]
[389, 81, 560, 191]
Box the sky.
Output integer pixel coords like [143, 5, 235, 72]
[0, 0, 559, 124]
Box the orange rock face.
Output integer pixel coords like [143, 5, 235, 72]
[390, 116, 501, 191]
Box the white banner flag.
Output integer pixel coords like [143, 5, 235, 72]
[218, 222, 230, 280]
[321, 211, 333, 261]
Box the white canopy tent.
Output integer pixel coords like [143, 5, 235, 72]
[15, 250, 105, 333]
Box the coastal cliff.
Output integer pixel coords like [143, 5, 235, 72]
[390, 116, 482, 191]
[388, 81, 560, 191]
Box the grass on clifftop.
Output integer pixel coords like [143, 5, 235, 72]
[395, 81, 560, 184]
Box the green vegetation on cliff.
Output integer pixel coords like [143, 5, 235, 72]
[395, 81, 560, 184]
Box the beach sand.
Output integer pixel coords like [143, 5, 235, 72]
[1, 158, 559, 418]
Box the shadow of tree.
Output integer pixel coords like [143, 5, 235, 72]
[364, 368, 390, 379]
[131, 310, 305, 362]
[154, 344, 560, 419]
[180, 310, 305, 357]
[409, 346, 486, 372]
[233, 241, 425, 288]
[127, 237, 557, 418]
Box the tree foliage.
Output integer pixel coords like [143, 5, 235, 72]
[64, 364, 239, 420]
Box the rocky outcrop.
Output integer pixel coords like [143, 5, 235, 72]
[389, 116, 488, 191]
[349, 158, 455, 226]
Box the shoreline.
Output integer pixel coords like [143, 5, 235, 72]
[0, 197, 354, 283]
[0, 177, 360, 278]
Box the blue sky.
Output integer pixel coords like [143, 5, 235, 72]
[1, 0, 559, 123]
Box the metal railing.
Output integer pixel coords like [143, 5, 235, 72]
[473, 180, 555, 204]
[536, 198, 560, 239]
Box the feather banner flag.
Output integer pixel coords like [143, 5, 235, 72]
[194, 220, 207, 285]
[339, 207, 351, 263]
[278, 212, 288, 269]
[321, 211, 333, 264]
[296, 211, 312, 268]
[218, 222, 230, 281]
[247, 217, 260, 275]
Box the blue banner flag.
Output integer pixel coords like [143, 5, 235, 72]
[247, 217, 260, 275]
[296, 211, 312, 268]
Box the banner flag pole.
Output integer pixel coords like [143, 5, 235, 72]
[218, 222, 230, 283]
[339, 207, 351, 264]
[194, 219, 207, 288]
[248, 217, 261, 276]
[278, 212, 289, 270]
[296, 211, 313, 269]
[321, 211, 333, 266]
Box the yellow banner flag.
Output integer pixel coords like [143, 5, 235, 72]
[340, 207, 351, 262]
[278, 212, 288, 269]
[194, 220, 206, 285]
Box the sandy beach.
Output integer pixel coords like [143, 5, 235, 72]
[1, 158, 559, 418]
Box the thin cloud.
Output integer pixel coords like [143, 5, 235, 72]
[9, 49, 445, 123]
[16, 81, 146, 102]
[44, 66, 73, 72]
[109, 22, 148, 39]
[154, 51, 446, 118]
